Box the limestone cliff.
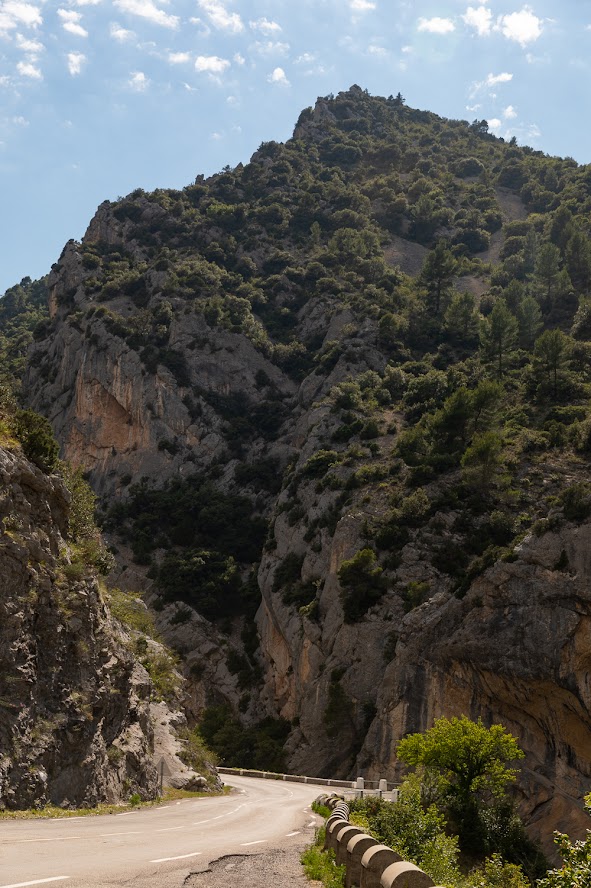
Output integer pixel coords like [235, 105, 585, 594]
[0, 444, 160, 807]
[15, 87, 591, 846]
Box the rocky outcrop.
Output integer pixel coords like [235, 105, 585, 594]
[16, 87, 591, 850]
[355, 523, 591, 849]
[1, 445, 159, 808]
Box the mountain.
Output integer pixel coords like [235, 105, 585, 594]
[7, 86, 591, 845]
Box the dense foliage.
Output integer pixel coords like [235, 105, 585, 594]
[397, 718, 543, 868]
[28, 85, 591, 627]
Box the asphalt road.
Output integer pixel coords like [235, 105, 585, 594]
[0, 776, 327, 888]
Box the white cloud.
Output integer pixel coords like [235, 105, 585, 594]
[17, 59, 41, 78]
[58, 8, 89, 36]
[210, 131, 222, 140]
[418, 16, 455, 34]
[253, 40, 289, 56]
[197, 0, 242, 34]
[368, 44, 386, 56]
[488, 118, 502, 132]
[486, 71, 513, 86]
[12, 114, 28, 124]
[129, 70, 148, 90]
[462, 5, 492, 36]
[0, 1, 42, 33]
[110, 21, 134, 40]
[15, 33, 43, 53]
[233, 51, 245, 65]
[470, 71, 513, 99]
[295, 52, 316, 64]
[249, 16, 281, 34]
[195, 54, 230, 73]
[497, 7, 543, 47]
[169, 51, 190, 64]
[350, 0, 375, 10]
[226, 94, 238, 104]
[58, 9, 81, 23]
[113, 0, 179, 29]
[74, 0, 102, 5]
[268, 66, 289, 86]
[67, 50, 85, 74]
[504, 104, 517, 119]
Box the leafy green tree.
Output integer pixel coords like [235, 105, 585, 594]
[444, 290, 479, 342]
[480, 298, 518, 377]
[534, 243, 562, 309]
[15, 410, 59, 473]
[517, 294, 543, 349]
[461, 431, 505, 489]
[398, 716, 524, 807]
[468, 854, 529, 888]
[549, 205, 575, 254]
[534, 328, 570, 398]
[566, 230, 591, 294]
[338, 547, 386, 622]
[420, 241, 458, 314]
[398, 716, 524, 852]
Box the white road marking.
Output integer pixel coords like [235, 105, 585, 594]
[307, 820, 316, 826]
[115, 811, 137, 817]
[150, 852, 202, 863]
[285, 831, 300, 837]
[98, 831, 142, 838]
[240, 840, 266, 846]
[10, 837, 82, 845]
[0, 879, 70, 888]
[193, 803, 246, 826]
[155, 826, 185, 833]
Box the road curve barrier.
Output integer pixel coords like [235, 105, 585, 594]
[314, 794, 441, 888]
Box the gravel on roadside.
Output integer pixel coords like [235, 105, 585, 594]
[184, 830, 321, 888]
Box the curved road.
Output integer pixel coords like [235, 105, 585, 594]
[0, 776, 328, 888]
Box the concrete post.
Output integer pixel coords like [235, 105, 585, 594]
[355, 776, 364, 799]
[324, 818, 349, 851]
[335, 826, 366, 865]
[346, 835, 378, 888]
[360, 845, 403, 888]
[378, 779, 387, 799]
[380, 862, 435, 888]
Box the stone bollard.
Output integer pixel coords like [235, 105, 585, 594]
[323, 818, 349, 852]
[360, 845, 404, 888]
[378, 779, 387, 799]
[335, 826, 366, 866]
[327, 821, 354, 854]
[355, 776, 365, 799]
[380, 862, 435, 888]
[346, 835, 379, 888]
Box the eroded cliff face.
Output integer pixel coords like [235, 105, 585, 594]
[18, 88, 591, 845]
[0, 445, 158, 808]
[363, 523, 591, 848]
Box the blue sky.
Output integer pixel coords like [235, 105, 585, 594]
[1, 0, 590, 294]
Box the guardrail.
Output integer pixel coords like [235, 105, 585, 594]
[217, 767, 399, 798]
[321, 796, 444, 888]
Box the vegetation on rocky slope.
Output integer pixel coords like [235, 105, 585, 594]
[3, 86, 591, 837]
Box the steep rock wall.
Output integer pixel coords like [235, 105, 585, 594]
[0, 445, 159, 808]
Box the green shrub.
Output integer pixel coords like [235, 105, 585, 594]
[15, 410, 59, 473]
[338, 548, 387, 622]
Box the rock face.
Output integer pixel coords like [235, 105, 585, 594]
[17, 87, 591, 849]
[0, 445, 159, 808]
[357, 523, 591, 848]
